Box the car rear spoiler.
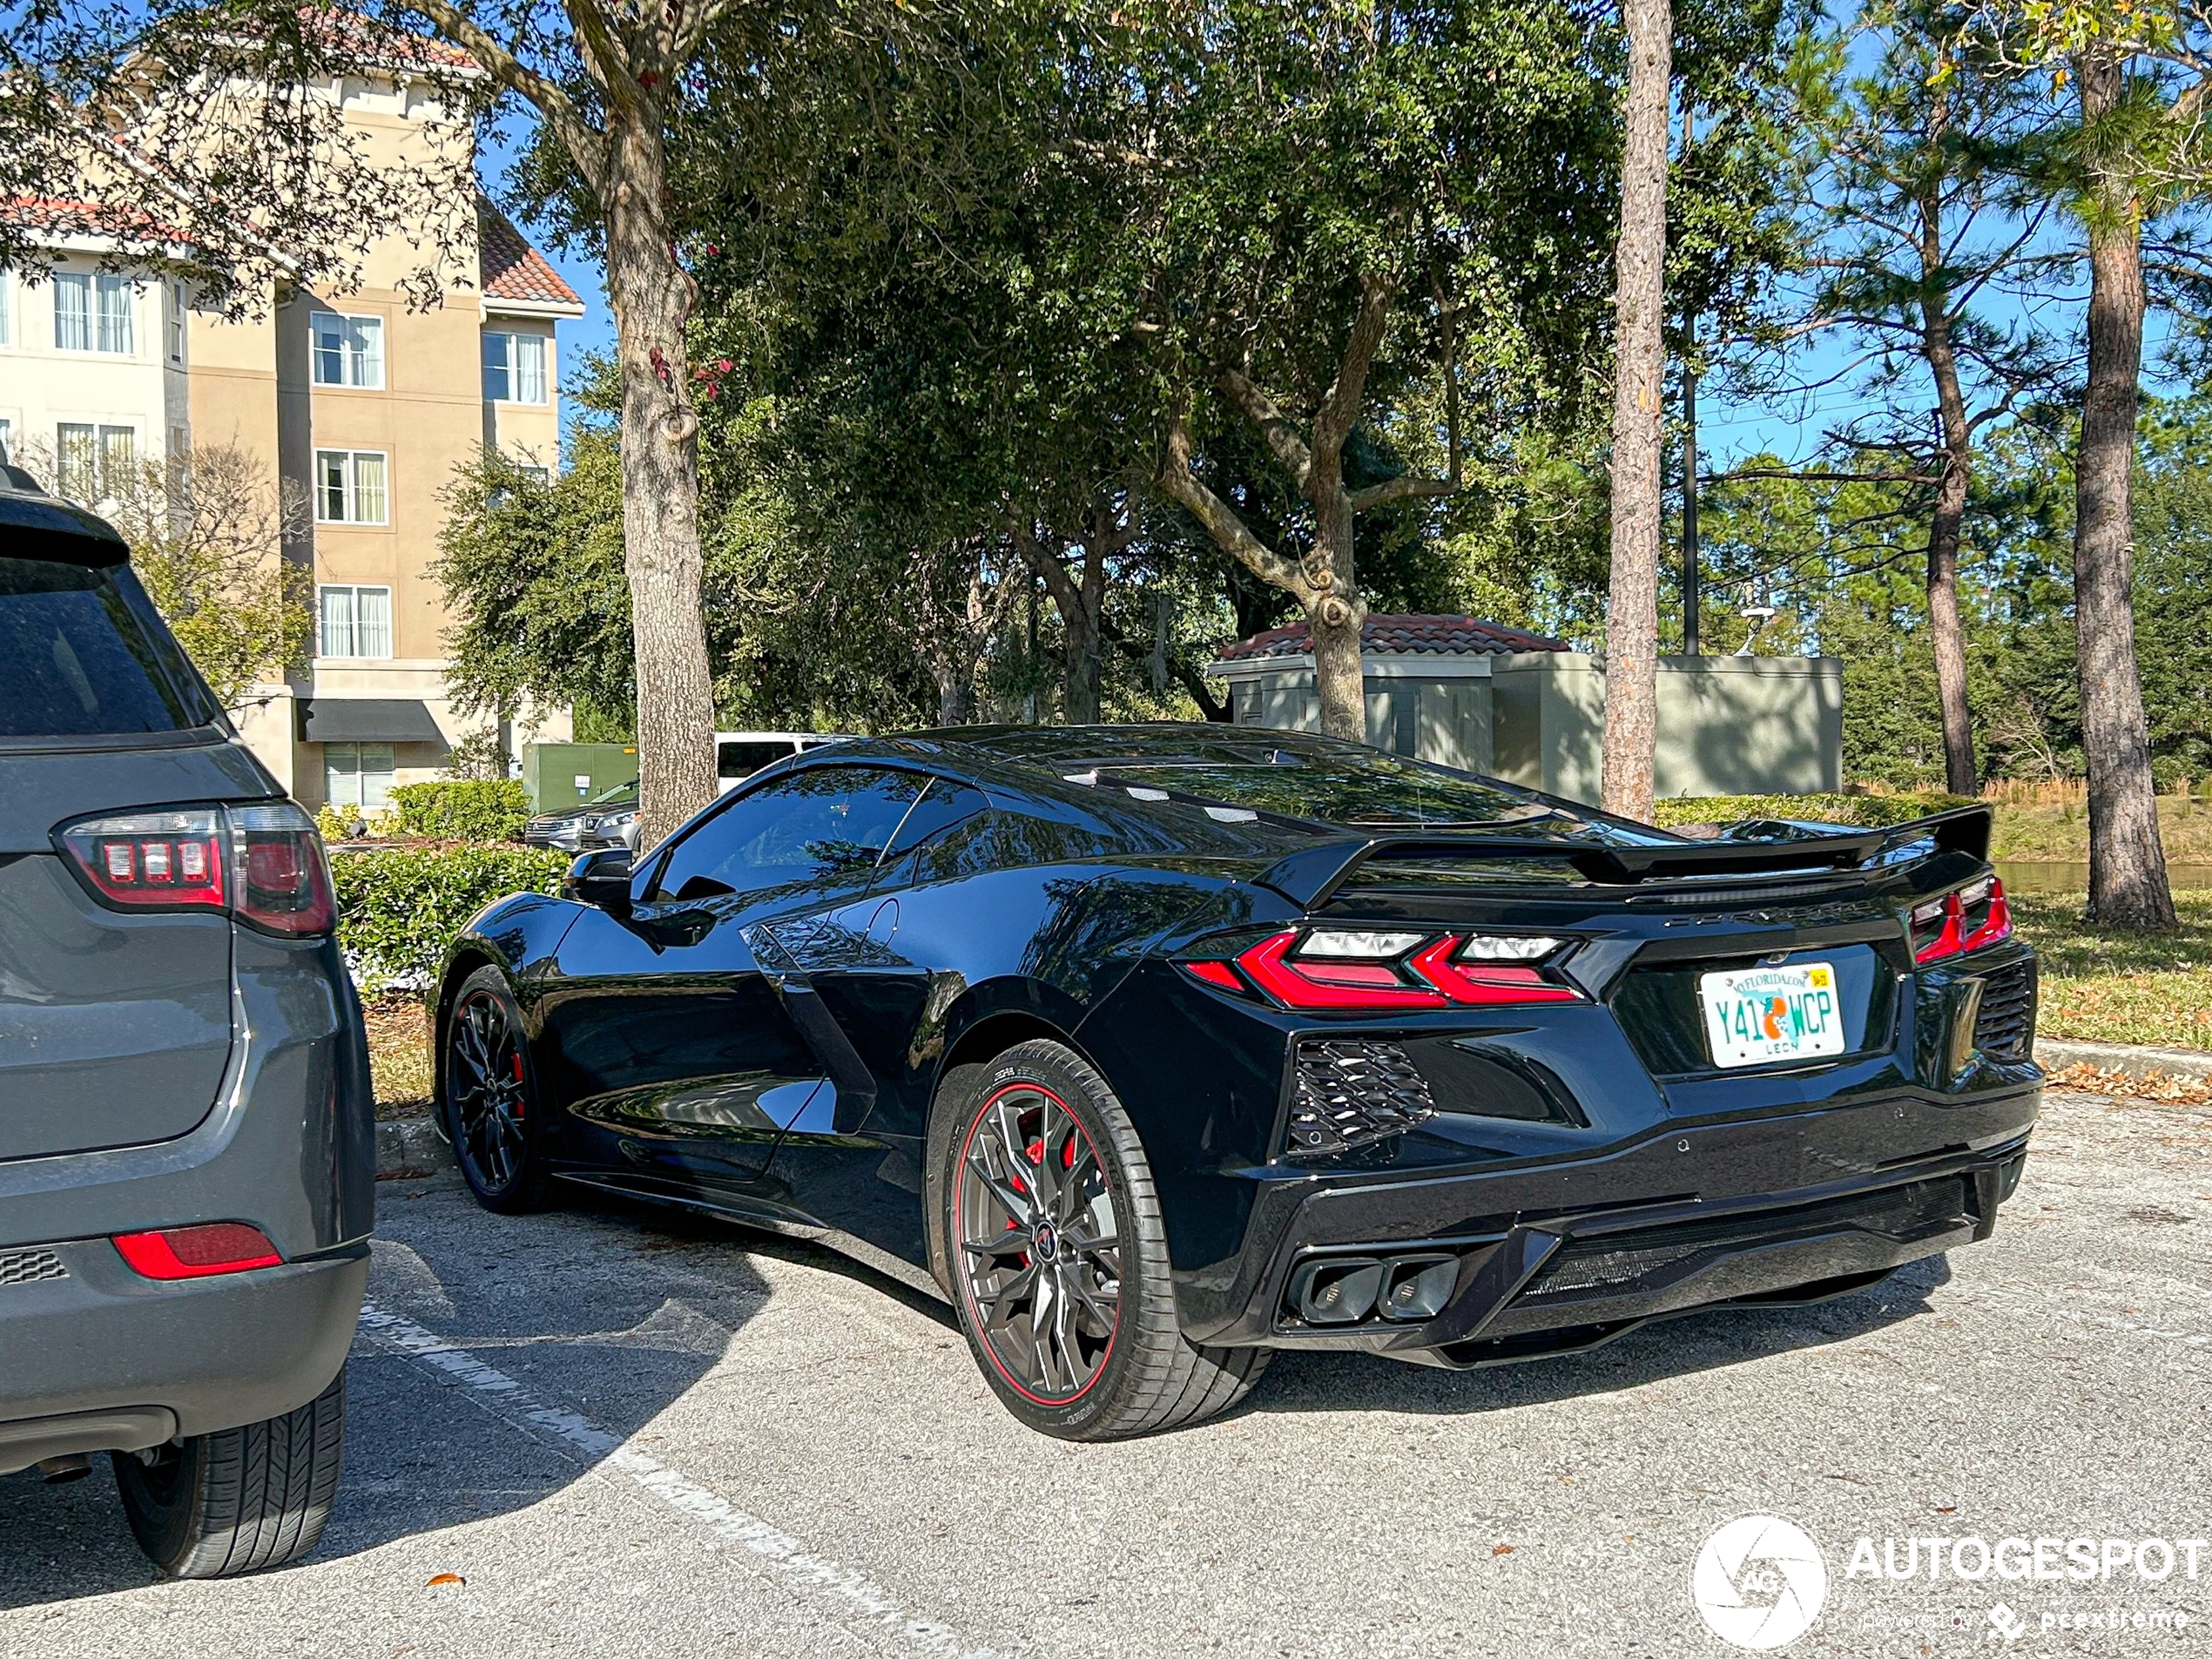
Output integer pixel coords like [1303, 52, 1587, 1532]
[1254, 804, 1995, 910]
[0, 464, 130, 567]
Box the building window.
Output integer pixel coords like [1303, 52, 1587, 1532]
[318, 584, 393, 658]
[56, 422, 135, 502]
[54, 273, 135, 354]
[169, 425, 190, 461]
[482, 331, 548, 403]
[166, 281, 187, 363]
[311, 311, 383, 388]
[0, 271, 10, 347]
[315, 449, 388, 524]
[324, 742, 396, 813]
[0, 416, 13, 460]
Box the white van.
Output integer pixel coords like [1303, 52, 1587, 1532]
[715, 731, 849, 794]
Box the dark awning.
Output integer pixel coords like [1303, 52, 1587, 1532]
[296, 698, 444, 744]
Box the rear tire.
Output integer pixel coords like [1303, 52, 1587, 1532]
[113, 1368, 346, 1578]
[932, 1039, 1269, 1440]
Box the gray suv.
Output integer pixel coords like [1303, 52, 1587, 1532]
[0, 462, 374, 1575]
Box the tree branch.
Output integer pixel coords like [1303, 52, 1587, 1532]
[1213, 366, 1312, 488]
[404, 0, 604, 179]
[1157, 407, 1312, 600]
[1312, 273, 1395, 469]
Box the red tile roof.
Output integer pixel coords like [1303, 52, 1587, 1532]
[0, 195, 186, 245]
[1216, 613, 1569, 663]
[478, 199, 583, 307]
[301, 7, 480, 71]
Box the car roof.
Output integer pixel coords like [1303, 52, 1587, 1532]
[789, 724, 1628, 844]
[0, 462, 130, 567]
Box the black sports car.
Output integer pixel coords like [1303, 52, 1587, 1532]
[435, 725, 2040, 1440]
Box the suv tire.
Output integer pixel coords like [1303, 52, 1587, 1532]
[114, 1368, 347, 1578]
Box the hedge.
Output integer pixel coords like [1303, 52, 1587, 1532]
[382, 780, 533, 842]
[333, 843, 570, 995]
[1652, 792, 1973, 832]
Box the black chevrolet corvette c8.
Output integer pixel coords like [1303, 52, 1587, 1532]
[434, 725, 2040, 1440]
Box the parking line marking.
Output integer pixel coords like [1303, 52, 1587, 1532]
[356, 1301, 997, 1659]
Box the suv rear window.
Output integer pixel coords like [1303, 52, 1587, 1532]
[0, 558, 219, 738]
[718, 739, 798, 779]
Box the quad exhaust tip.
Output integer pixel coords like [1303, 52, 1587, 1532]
[1290, 1252, 1459, 1326]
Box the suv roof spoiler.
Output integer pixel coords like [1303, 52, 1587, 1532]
[1256, 804, 1994, 909]
[0, 463, 130, 567]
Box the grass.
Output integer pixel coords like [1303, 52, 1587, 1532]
[365, 997, 434, 1118]
[1989, 798, 2212, 864]
[2012, 891, 2212, 1051]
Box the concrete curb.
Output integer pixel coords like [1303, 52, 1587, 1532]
[2035, 1037, 2212, 1082]
[375, 1116, 452, 1179]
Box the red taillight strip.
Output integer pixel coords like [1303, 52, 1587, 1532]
[1180, 931, 1581, 1010]
[111, 1223, 284, 1281]
[1915, 877, 2012, 964]
[1237, 931, 1449, 1009]
[1407, 938, 1581, 1005]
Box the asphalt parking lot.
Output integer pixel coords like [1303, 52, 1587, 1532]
[4, 1087, 2208, 1659]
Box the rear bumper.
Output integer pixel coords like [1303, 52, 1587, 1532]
[1190, 1082, 2038, 1365]
[0, 1243, 366, 1471]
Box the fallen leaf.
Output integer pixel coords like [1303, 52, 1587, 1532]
[1493, 1544, 1514, 1556]
[1936, 1507, 1956, 1515]
[427, 1573, 464, 1588]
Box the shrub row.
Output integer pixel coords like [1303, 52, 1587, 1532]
[1652, 792, 1973, 832]
[332, 843, 570, 995]
[382, 779, 534, 841]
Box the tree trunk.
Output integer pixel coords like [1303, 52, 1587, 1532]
[2073, 53, 2175, 928]
[604, 118, 717, 850]
[1067, 541, 1103, 725]
[1920, 297, 1979, 798]
[1307, 492, 1366, 743]
[1598, 0, 1672, 823]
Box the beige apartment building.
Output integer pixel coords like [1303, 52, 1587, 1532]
[0, 61, 583, 813]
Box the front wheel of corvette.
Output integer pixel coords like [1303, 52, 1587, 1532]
[934, 1039, 1268, 1440]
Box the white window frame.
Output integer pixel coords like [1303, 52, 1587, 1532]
[324, 741, 397, 813]
[166, 280, 187, 364]
[52, 272, 137, 354]
[314, 448, 388, 525]
[482, 330, 549, 404]
[310, 310, 384, 389]
[318, 583, 394, 659]
[0, 271, 10, 347]
[56, 421, 136, 502]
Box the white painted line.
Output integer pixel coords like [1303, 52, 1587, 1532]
[356, 1301, 996, 1659]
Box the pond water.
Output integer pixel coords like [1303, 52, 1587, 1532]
[1996, 860, 2212, 894]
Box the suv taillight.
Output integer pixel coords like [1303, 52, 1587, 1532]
[57, 801, 336, 936]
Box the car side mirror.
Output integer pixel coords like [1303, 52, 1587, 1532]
[564, 846, 635, 915]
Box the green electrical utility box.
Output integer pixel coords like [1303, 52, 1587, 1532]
[521, 743, 638, 812]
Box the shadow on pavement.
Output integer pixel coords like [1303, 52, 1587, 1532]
[1244, 1252, 1956, 1419]
[0, 1171, 888, 1609]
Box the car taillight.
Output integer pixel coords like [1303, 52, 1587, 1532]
[1912, 875, 2011, 964]
[111, 1222, 284, 1280]
[1180, 930, 1580, 1010]
[57, 801, 335, 936]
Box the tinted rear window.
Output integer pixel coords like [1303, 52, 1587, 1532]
[1103, 749, 1567, 830]
[0, 558, 219, 738]
[718, 739, 797, 778]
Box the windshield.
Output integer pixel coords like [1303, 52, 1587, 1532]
[590, 781, 637, 806]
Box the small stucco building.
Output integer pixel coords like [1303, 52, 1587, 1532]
[1206, 614, 1842, 804]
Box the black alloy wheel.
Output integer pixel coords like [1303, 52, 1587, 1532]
[443, 966, 550, 1211]
[955, 1081, 1123, 1403]
[934, 1039, 1269, 1440]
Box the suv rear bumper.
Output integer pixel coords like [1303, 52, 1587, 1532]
[0, 1242, 366, 1473]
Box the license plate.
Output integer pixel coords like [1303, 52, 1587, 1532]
[1699, 961, 1847, 1069]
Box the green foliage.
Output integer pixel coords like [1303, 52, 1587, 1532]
[382, 780, 532, 842]
[1653, 792, 1973, 829]
[331, 846, 570, 995]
